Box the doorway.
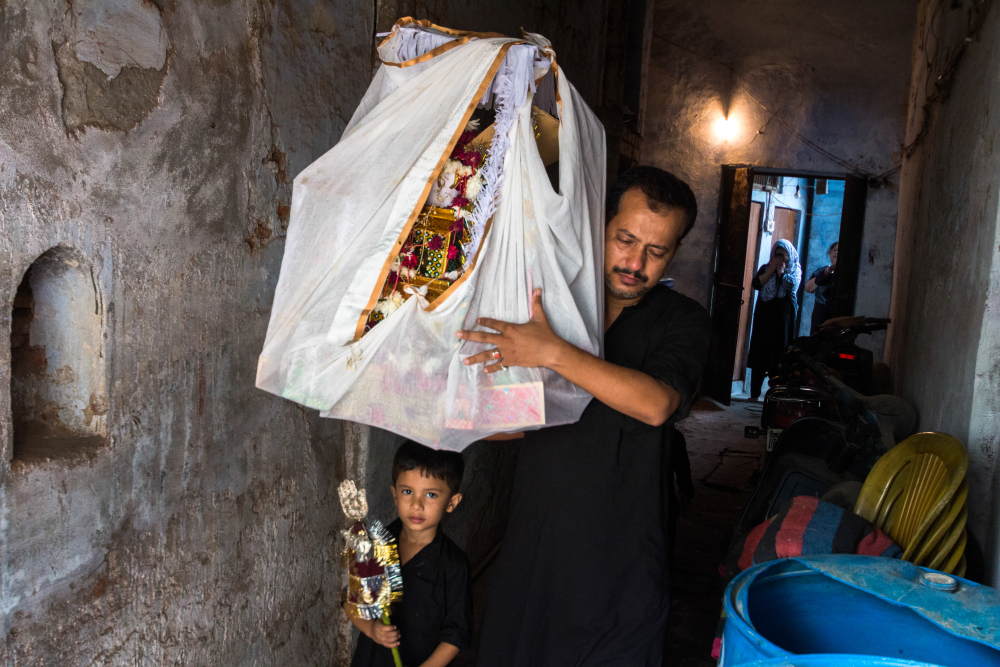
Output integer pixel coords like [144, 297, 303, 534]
[704, 168, 867, 405]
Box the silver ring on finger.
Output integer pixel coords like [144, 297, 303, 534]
[500, 361, 509, 371]
[491, 349, 501, 360]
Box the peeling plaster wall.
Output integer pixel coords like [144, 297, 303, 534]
[0, 1, 621, 663]
[0, 1, 377, 664]
[888, 0, 1000, 582]
[643, 0, 915, 360]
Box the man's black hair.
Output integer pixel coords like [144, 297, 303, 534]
[392, 440, 465, 495]
[606, 166, 698, 239]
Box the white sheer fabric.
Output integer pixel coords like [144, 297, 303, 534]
[256, 23, 605, 450]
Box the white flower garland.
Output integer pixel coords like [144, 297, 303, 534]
[462, 52, 523, 260]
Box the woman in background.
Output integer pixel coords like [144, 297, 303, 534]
[747, 239, 801, 401]
[804, 241, 838, 333]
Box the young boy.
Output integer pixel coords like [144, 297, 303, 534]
[349, 440, 473, 667]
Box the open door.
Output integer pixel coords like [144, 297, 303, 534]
[704, 167, 753, 405]
[733, 201, 763, 382]
[828, 174, 868, 318]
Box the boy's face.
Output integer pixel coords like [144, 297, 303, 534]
[391, 469, 462, 537]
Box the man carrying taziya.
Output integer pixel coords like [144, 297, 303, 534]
[458, 166, 712, 666]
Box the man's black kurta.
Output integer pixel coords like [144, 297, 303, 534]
[351, 519, 473, 667]
[478, 285, 711, 666]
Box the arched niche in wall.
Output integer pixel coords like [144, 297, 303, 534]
[10, 246, 107, 462]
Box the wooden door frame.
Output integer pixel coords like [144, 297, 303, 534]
[733, 201, 764, 383]
[738, 169, 867, 318]
[828, 175, 868, 318]
[704, 166, 869, 404]
[704, 167, 752, 404]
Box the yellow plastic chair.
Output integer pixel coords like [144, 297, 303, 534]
[854, 432, 968, 567]
[923, 507, 967, 570]
[942, 530, 968, 577]
[911, 480, 967, 566]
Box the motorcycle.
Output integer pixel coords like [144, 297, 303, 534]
[726, 319, 988, 581]
[792, 316, 892, 395]
[745, 317, 892, 460]
[729, 345, 915, 553]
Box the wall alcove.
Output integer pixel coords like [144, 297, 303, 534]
[10, 246, 107, 463]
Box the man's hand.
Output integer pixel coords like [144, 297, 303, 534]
[457, 289, 564, 373]
[456, 288, 680, 426]
[367, 619, 400, 649]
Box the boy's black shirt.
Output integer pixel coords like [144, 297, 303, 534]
[351, 519, 473, 667]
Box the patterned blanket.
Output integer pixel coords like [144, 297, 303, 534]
[712, 495, 901, 659]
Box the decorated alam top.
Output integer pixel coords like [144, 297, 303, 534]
[362, 19, 561, 337]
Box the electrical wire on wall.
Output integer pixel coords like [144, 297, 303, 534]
[652, 4, 992, 187]
[904, 0, 993, 159]
[654, 34, 896, 180]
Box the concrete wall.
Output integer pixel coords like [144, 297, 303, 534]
[642, 0, 916, 361]
[887, 0, 1000, 581]
[0, 2, 377, 664]
[0, 1, 618, 664]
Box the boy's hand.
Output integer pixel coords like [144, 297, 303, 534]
[368, 619, 400, 648]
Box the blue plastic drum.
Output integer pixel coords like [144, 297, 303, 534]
[720, 556, 1000, 667]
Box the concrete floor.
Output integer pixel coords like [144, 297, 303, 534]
[457, 396, 766, 666]
[666, 396, 766, 666]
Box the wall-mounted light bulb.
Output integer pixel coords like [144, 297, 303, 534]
[714, 115, 738, 142]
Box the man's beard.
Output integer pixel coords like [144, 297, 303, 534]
[605, 266, 652, 300]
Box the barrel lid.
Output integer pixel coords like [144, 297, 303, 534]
[741, 655, 941, 666]
[737, 556, 1000, 651]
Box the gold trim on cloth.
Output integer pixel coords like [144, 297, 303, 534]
[381, 40, 470, 68]
[379, 18, 513, 68]
[379, 17, 507, 48]
[353, 41, 518, 341]
[373, 542, 401, 570]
